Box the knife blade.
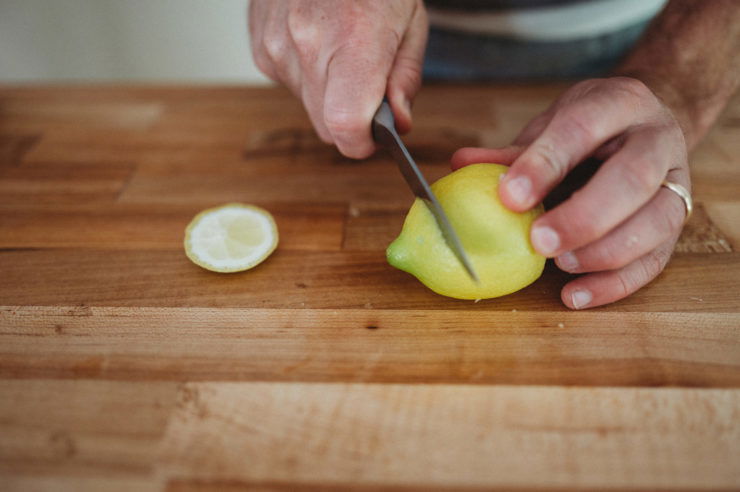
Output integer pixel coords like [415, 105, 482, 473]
[372, 99, 479, 283]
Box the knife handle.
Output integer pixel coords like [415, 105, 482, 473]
[371, 97, 396, 144]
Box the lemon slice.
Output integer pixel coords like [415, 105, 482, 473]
[184, 203, 278, 273]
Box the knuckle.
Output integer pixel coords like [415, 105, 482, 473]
[623, 158, 662, 196]
[558, 109, 598, 145]
[615, 249, 664, 299]
[573, 78, 602, 92]
[529, 141, 567, 182]
[388, 27, 404, 52]
[392, 57, 423, 91]
[612, 76, 652, 100]
[554, 198, 601, 246]
[324, 108, 366, 136]
[263, 36, 288, 63]
[578, 222, 600, 243]
[566, 78, 603, 101]
[642, 249, 669, 279]
[333, 7, 364, 35]
[515, 113, 550, 144]
[594, 241, 629, 271]
[606, 78, 659, 122]
[330, 9, 402, 59]
[338, 32, 399, 65]
[614, 270, 633, 300]
[287, 12, 321, 59]
[569, 210, 597, 239]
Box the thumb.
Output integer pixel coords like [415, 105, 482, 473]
[386, 4, 428, 134]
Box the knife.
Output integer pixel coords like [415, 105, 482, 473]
[372, 99, 479, 283]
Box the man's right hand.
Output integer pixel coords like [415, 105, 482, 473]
[249, 0, 428, 158]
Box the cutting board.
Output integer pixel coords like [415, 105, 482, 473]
[1, 85, 739, 491]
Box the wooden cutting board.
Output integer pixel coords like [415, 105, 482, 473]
[1, 85, 739, 491]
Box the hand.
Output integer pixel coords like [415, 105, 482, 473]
[451, 77, 691, 309]
[249, 0, 428, 158]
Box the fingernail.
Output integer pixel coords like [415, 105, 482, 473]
[531, 226, 560, 256]
[505, 175, 531, 207]
[571, 289, 592, 310]
[557, 251, 578, 271]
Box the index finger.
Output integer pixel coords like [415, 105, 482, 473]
[499, 78, 658, 212]
[323, 37, 398, 159]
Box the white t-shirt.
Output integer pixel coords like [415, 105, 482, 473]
[427, 0, 668, 41]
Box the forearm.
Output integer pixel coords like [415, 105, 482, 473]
[614, 0, 740, 149]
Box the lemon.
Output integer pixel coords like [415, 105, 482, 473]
[184, 203, 278, 273]
[387, 163, 544, 300]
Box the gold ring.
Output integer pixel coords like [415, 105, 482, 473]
[661, 180, 692, 225]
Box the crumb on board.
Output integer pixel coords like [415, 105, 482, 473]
[557, 322, 565, 328]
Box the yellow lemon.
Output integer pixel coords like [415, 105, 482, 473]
[387, 163, 544, 299]
[184, 203, 278, 273]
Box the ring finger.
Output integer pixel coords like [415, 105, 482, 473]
[529, 125, 680, 257]
[555, 171, 689, 273]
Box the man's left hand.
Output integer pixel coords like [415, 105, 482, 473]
[452, 77, 691, 309]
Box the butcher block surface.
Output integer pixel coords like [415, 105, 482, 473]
[1, 85, 739, 491]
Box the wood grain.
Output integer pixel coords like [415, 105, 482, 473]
[2, 306, 738, 386]
[0, 251, 737, 311]
[1, 85, 739, 491]
[0, 379, 175, 483]
[0, 202, 345, 251]
[158, 383, 740, 489]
